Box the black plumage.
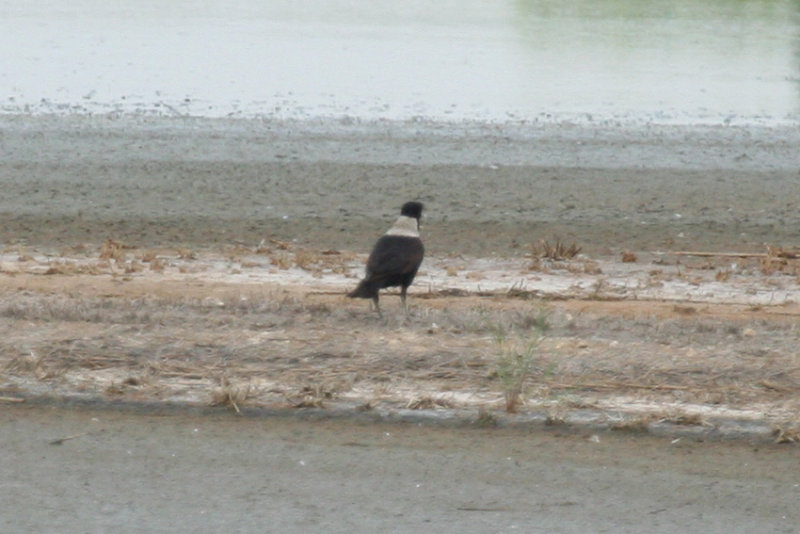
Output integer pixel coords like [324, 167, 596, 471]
[348, 201, 425, 315]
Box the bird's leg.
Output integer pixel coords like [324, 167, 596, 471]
[372, 296, 382, 318]
[401, 286, 409, 316]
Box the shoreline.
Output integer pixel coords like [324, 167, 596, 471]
[2, 114, 799, 258]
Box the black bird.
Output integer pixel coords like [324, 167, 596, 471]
[348, 201, 425, 316]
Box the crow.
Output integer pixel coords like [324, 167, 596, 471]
[348, 201, 425, 316]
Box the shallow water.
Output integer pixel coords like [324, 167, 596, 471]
[2, 0, 799, 124]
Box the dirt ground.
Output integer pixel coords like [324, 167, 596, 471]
[1, 115, 800, 439]
[3, 403, 800, 533]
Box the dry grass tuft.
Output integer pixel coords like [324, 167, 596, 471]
[295, 248, 356, 275]
[761, 245, 800, 276]
[475, 408, 498, 428]
[531, 239, 582, 260]
[526, 257, 546, 272]
[772, 426, 800, 444]
[715, 270, 731, 282]
[105, 383, 126, 396]
[766, 245, 800, 260]
[610, 416, 653, 433]
[271, 253, 293, 270]
[137, 250, 159, 263]
[4, 353, 44, 375]
[177, 248, 197, 260]
[658, 411, 708, 426]
[294, 249, 319, 271]
[124, 260, 145, 274]
[544, 412, 567, 426]
[261, 247, 358, 274]
[225, 244, 255, 261]
[44, 260, 106, 276]
[4, 351, 65, 380]
[621, 251, 638, 263]
[406, 396, 456, 410]
[761, 256, 787, 276]
[567, 260, 602, 275]
[135, 250, 168, 271]
[270, 239, 293, 250]
[492, 306, 550, 413]
[99, 238, 132, 262]
[210, 378, 252, 413]
[289, 395, 325, 409]
[149, 258, 167, 272]
[287, 383, 336, 409]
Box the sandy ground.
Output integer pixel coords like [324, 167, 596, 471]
[2, 114, 800, 531]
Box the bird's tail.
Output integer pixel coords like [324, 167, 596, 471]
[347, 279, 376, 299]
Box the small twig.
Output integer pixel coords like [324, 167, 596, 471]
[0, 396, 25, 403]
[49, 432, 89, 445]
[547, 381, 689, 391]
[670, 251, 768, 258]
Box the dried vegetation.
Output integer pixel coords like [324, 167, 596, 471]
[2, 243, 800, 430]
[530, 238, 582, 260]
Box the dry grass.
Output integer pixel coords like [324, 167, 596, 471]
[99, 238, 131, 262]
[715, 269, 731, 282]
[0, 293, 794, 410]
[474, 408, 498, 428]
[530, 239, 582, 261]
[4, 351, 66, 380]
[287, 384, 337, 408]
[677, 245, 800, 276]
[492, 306, 550, 413]
[566, 260, 602, 275]
[406, 396, 457, 410]
[772, 426, 800, 444]
[176, 248, 197, 260]
[2, 287, 798, 418]
[760, 246, 800, 276]
[526, 239, 596, 275]
[292, 248, 355, 275]
[658, 411, 708, 427]
[271, 252, 293, 269]
[44, 261, 106, 276]
[210, 378, 253, 413]
[609, 416, 653, 433]
[2, 247, 800, 425]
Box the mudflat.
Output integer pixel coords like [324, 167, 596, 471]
[1, 114, 800, 433]
[2, 115, 799, 256]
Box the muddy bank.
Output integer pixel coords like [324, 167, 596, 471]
[2, 115, 799, 257]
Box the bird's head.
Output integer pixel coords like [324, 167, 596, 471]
[400, 201, 424, 221]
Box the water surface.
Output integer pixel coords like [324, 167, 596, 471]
[2, 0, 798, 124]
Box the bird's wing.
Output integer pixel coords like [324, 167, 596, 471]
[366, 236, 424, 276]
